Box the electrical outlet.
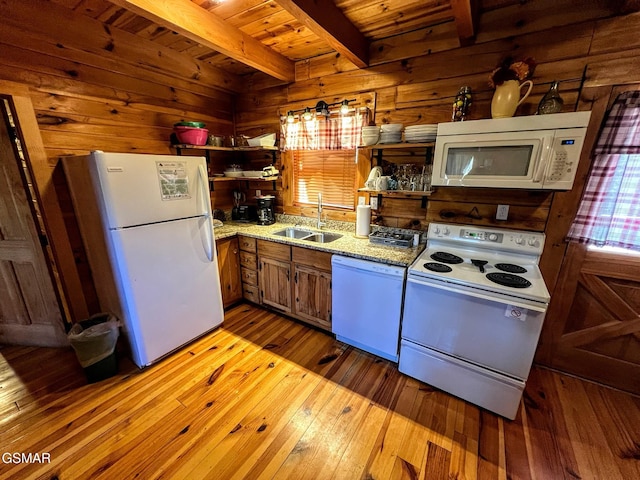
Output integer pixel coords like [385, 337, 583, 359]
[496, 204, 509, 220]
[256, 189, 261, 197]
[370, 196, 379, 210]
[358, 196, 366, 205]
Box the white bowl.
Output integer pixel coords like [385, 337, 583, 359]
[243, 170, 264, 178]
[362, 126, 380, 132]
[361, 136, 379, 146]
[224, 171, 243, 178]
[380, 123, 403, 133]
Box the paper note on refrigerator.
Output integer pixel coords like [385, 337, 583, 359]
[156, 161, 191, 200]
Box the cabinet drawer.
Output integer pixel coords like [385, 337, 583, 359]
[243, 284, 260, 304]
[241, 267, 258, 286]
[292, 246, 332, 271]
[257, 239, 291, 261]
[238, 235, 257, 253]
[239, 251, 257, 269]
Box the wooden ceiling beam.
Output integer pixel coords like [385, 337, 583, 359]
[274, 0, 369, 68]
[451, 0, 477, 45]
[107, 0, 295, 82]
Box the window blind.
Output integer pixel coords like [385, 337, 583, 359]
[291, 150, 357, 209]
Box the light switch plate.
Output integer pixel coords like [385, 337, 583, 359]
[370, 196, 379, 210]
[358, 196, 366, 205]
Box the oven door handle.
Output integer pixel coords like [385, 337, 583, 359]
[407, 276, 548, 313]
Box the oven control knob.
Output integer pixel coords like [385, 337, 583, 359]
[488, 233, 498, 241]
[528, 238, 538, 247]
[515, 236, 524, 245]
[443, 227, 450, 235]
[434, 226, 441, 235]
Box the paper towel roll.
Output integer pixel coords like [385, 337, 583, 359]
[355, 205, 371, 238]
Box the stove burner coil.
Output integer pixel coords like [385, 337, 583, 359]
[495, 263, 527, 274]
[430, 251, 464, 264]
[424, 262, 453, 273]
[486, 272, 531, 288]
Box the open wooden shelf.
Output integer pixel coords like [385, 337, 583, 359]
[175, 144, 278, 152]
[358, 188, 433, 197]
[358, 142, 435, 149]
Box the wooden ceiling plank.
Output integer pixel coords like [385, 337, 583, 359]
[274, 0, 369, 68]
[107, 0, 295, 81]
[450, 0, 476, 45]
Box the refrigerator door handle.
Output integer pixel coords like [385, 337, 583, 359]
[198, 164, 215, 262]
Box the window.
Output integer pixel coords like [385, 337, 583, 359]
[291, 150, 357, 209]
[568, 91, 640, 251]
[280, 106, 370, 211]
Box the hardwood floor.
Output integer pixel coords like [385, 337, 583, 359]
[1, 303, 639, 480]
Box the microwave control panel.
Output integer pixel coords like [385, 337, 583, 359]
[544, 130, 586, 188]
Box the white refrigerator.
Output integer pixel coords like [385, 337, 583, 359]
[62, 151, 224, 368]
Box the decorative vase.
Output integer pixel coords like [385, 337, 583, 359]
[491, 79, 534, 118]
[537, 80, 564, 114]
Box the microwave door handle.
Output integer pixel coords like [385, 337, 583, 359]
[533, 135, 554, 183]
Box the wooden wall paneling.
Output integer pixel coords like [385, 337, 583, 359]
[589, 11, 640, 55]
[2, 0, 242, 93]
[584, 55, 640, 88]
[369, 21, 460, 66]
[474, 0, 617, 45]
[376, 197, 427, 230]
[426, 201, 549, 232]
[0, 28, 234, 114]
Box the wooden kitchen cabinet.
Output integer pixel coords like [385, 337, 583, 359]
[257, 240, 292, 313]
[216, 237, 242, 308]
[291, 246, 332, 331]
[255, 240, 333, 331]
[238, 235, 260, 304]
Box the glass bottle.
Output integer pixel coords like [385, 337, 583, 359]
[452, 86, 472, 121]
[537, 80, 564, 115]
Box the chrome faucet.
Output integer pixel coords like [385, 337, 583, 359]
[317, 192, 326, 229]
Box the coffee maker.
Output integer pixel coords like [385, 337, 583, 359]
[256, 195, 276, 225]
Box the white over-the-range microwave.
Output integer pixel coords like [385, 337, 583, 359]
[432, 111, 591, 190]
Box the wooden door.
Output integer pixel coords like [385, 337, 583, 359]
[259, 257, 291, 313]
[216, 236, 242, 308]
[539, 84, 640, 395]
[0, 103, 66, 346]
[544, 244, 640, 394]
[293, 264, 332, 331]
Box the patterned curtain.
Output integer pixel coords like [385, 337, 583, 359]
[280, 108, 370, 151]
[567, 91, 640, 250]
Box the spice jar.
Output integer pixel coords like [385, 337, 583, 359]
[452, 86, 472, 121]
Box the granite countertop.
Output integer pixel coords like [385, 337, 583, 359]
[213, 217, 424, 268]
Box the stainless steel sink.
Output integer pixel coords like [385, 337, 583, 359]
[272, 227, 315, 239]
[271, 227, 342, 243]
[303, 232, 343, 243]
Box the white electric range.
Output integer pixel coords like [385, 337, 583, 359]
[398, 222, 550, 420]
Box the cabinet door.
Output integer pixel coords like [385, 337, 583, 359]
[259, 256, 291, 312]
[216, 237, 242, 308]
[293, 264, 332, 331]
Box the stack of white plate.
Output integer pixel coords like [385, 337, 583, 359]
[404, 124, 437, 143]
[379, 124, 403, 144]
